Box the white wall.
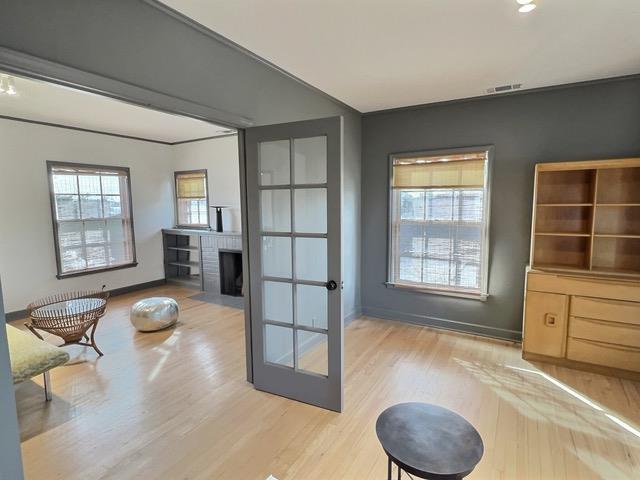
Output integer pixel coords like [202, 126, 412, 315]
[0, 119, 174, 312]
[171, 135, 241, 232]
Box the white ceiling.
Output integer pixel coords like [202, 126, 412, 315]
[0, 74, 234, 143]
[162, 0, 640, 112]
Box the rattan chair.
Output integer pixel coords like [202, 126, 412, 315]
[25, 288, 110, 356]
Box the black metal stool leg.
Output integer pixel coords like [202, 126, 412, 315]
[397, 462, 401, 479]
[387, 457, 392, 480]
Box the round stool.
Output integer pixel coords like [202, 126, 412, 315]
[376, 402, 483, 479]
[130, 297, 179, 332]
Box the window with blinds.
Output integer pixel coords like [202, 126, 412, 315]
[388, 149, 491, 297]
[47, 162, 137, 278]
[175, 170, 209, 228]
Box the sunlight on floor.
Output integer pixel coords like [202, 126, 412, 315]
[455, 357, 640, 480]
[148, 330, 182, 382]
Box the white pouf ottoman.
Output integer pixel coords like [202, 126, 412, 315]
[130, 297, 179, 332]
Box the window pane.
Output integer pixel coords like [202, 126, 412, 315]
[294, 136, 326, 185]
[294, 188, 326, 234]
[459, 190, 484, 222]
[426, 190, 453, 221]
[178, 198, 207, 226]
[84, 221, 106, 245]
[53, 174, 77, 194]
[260, 140, 290, 186]
[58, 222, 83, 248]
[263, 281, 293, 324]
[296, 330, 328, 376]
[108, 242, 127, 264]
[55, 195, 80, 220]
[80, 195, 103, 219]
[399, 256, 422, 283]
[79, 175, 101, 194]
[294, 237, 327, 282]
[296, 284, 328, 329]
[261, 189, 291, 232]
[101, 175, 121, 195]
[86, 246, 107, 268]
[400, 191, 425, 220]
[265, 324, 293, 367]
[261, 236, 292, 278]
[398, 223, 424, 256]
[106, 219, 125, 243]
[423, 258, 451, 285]
[103, 195, 122, 217]
[61, 247, 86, 272]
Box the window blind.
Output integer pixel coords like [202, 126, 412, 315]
[389, 151, 489, 296]
[175, 170, 208, 227]
[48, 163, 136, 276]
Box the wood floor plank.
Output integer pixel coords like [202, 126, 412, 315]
[12, 286, 640, 479]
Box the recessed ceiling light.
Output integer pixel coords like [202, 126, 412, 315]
[519, 3, 537, 13]
[516, 0, 532, 4]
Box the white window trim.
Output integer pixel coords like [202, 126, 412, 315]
[386, 146, 493, 300]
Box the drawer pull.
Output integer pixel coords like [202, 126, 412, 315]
[545, 313, 558, 327]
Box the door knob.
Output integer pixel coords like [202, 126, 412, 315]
[325, 280, 338, 291]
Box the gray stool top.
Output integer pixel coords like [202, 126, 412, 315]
[376, 402, 483, 480]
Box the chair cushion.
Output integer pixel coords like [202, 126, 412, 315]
[6, 325, 70, 384]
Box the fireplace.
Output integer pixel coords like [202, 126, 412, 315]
[218, 249, 243, 297]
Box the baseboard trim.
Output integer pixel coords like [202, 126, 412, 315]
[361, 306, 522, 342]
[5, 279, 167, 321]
[344, 307, 361, 327]
[107, 279, 167, 297]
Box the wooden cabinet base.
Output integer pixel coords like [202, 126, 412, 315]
[522, 269, 640, 379]
[522, 351, 640, 382]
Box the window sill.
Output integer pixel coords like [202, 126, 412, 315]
[57, 262, 138, 280]
[174, 225, 212, 230]
[384, 282, 488, 302]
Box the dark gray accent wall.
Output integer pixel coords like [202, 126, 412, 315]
[0, 279, 25, 480]
[362, 77, 640, 340]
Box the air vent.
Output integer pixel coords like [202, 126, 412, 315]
[486, 83, 522, 94]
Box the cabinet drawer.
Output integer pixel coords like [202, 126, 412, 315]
[570, 297, 640, 326]
[566, 337, 640, 372]
[569, 317, 640, 349]
[527, 271, 640, 302]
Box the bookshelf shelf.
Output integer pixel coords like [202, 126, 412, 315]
[535, 232, 591, 237]
[531, 159, 640, 277]
[163, 231, 202, 289]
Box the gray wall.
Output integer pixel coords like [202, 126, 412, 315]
[0, 0, 362, 320]
[0, 280, 24, 480]
[361, 77, 640, 340]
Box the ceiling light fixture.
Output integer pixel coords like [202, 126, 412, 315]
[519, 3, 537, 13]
[0, 75, 18, 96]
[516, 0, 533, 4]
[6, 77, 17, 95]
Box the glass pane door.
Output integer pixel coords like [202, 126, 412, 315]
[245, 117, 342, 412]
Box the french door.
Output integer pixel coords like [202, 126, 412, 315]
[244, 116, 343, 412]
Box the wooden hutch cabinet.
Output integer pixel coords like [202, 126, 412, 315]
[523, 158, 640, 379]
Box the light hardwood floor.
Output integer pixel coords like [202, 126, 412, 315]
[13, 286, 640, 479]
